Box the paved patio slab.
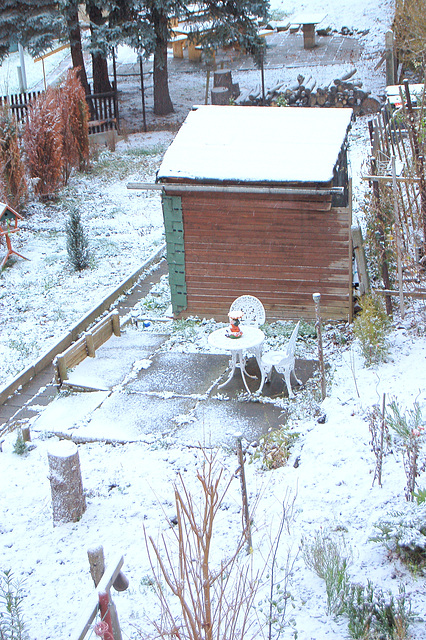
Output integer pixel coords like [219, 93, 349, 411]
[66, 333, 169, 389]
[126, 352, 230, 396]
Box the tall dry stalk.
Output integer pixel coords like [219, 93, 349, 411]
[145, 452, 263, 640]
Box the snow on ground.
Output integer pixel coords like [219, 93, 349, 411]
[2, 2, 426, 640]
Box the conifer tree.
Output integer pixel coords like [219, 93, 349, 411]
[0, 105, 28, 210]
[108, 0, 270, 116]
[66, 207, 90, 271]
[23, 87, 63, 199]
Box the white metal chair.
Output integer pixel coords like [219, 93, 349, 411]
[229, 295, 266, 327]
[259, 321, 301, 398]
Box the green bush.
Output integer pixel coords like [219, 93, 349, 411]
[370, 503, 426, 574]
[344, 581, 411, 640]
[0, 570, 28, 640]
[251, 426, 299, 470]
[353, 294, 391, 366]
[302, 529, 350, 615]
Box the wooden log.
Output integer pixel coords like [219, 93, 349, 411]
[47, 440, 86, 526]
[211, 86, 231, 105]
[111, 310, 120, 336]
[213, 69, 232, 89]
[360, 95, 382, 113]
[22, 425, 31, 442]
[340, 67, 357, 81]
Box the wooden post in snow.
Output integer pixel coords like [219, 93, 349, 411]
[351, 225, 370, 296]
[236, 437, 252, 553]
[385, 31, 395, 86]
[313, 293, 326, 401]
[391, 155, 405, 318]
[87, 545, 129, 640]
[47, 440, 86, 526]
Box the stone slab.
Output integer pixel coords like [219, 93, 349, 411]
[126, 352, 230, 396]
[66, 331, 170, 389]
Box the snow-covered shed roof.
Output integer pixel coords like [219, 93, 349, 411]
[157, 105, 352, 185]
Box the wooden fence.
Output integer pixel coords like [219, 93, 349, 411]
[0, 91, 42, 122]
[0, 89, 119, 134]
[87, 90, 119, 134]
[53, 310, 121, 388]
[366, 90, 426, 308]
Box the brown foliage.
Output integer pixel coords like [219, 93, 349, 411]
[394, 0, 426, 69]
[59, 67, 90, 183]
[23, 70, 90, 198]
[0, 105, 28, 210]
[23, 88, 63, 199]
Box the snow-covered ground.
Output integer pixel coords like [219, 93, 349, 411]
[3, 2, 426, 640]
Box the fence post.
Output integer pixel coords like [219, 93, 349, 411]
[312, 293, 326, 401]
[385, 30, 395, 86]
[87, 546, 128, 640]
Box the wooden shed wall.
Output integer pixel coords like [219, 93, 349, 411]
[165, 190, 352, 322]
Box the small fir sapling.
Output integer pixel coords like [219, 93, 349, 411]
[0, 105, 28, 210]
[66, 208, 90, 271]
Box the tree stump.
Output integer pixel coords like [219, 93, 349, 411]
[213, 69, 232, 88]
[211, 86, 231, 105]
[48, 440, 86, 526]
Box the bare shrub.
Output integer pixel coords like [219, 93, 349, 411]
[145, 452, 264, 640]
[386, 399, 426, 501]
[368, 395, 391, 488]
[0, 104, 28, 210]
[394, 0, 426, 71]
[23, 88, 63, 200]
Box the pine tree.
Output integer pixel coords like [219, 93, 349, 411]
[66, 208, 90, 271]
[0, 1, 63, 62]
[108, 0, 270, 116]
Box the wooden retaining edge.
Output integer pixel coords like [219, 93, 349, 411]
[0, 244, 166, 406]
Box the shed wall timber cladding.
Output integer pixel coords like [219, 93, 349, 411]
[166, 190, 352, 321]
[162, 195, 187, 313]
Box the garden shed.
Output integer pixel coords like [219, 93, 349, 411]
[157, 105, 353, 321]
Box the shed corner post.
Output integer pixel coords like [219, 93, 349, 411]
[161, 192, 188, 315]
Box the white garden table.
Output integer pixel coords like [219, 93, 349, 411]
[208, 326, 265, 394]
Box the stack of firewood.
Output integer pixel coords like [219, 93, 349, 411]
[235, 68, 382, 113]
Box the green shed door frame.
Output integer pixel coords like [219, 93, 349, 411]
[162, 194, 187, 314]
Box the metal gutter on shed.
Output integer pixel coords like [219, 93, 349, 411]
[127, 182, 344, 196]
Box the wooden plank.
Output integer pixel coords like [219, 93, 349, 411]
[73, 555, 124, 640]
